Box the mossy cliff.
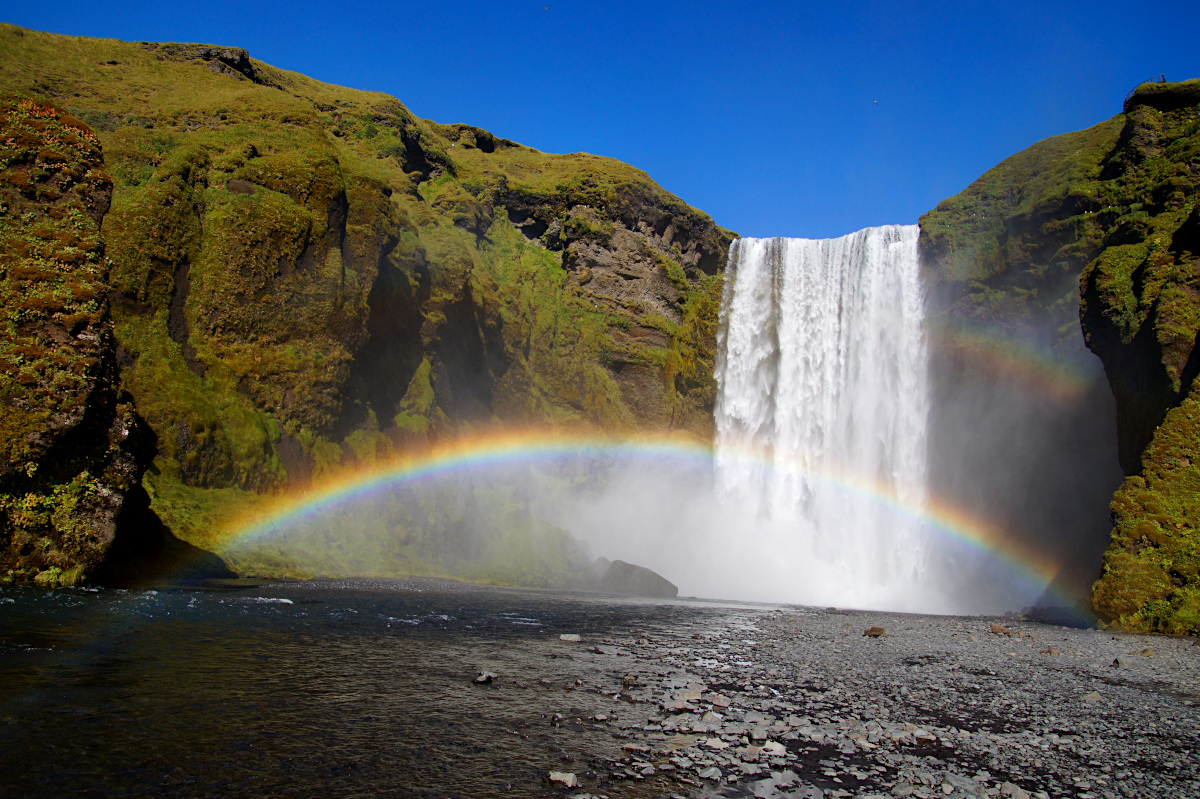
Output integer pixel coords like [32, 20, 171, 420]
[0, 95, 151, 586]
[0, 25, 732, 586]
[920, 78, 1200, 633]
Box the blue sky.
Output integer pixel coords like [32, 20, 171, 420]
[5, 1, 1198, 238]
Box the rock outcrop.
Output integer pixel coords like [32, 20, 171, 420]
[0, 25, 731, 586]
[921, 77, 1200, 633]
[0, 96, 152, 585]
[599, 559, 679, 598]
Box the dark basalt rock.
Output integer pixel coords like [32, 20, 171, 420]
[1123, 78, 1200, 114]
[139, 42, 261, 83]
[0, 97, 159, 586]
[599, 560, 678, 598]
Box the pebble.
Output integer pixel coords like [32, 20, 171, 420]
[499, 602, 1197, 797]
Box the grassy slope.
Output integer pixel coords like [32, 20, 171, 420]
[921, 79, 1200, 633]
[0, 25, 729, 585]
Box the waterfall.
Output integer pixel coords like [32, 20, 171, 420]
[713, 225, 931, 607]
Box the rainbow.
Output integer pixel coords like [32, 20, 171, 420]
[925, 318, 1098, 403]
[220, 428, 1071, 606]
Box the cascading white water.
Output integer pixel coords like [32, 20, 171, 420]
[713, 225, 932, 608]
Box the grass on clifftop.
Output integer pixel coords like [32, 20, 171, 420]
[0, 24, 728, 586]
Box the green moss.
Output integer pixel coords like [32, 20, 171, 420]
[0, 25, 729, 586]
[924, 79, 1200, 634]
[1093, 388, 1200, 634]
[144, 467, 264, 554]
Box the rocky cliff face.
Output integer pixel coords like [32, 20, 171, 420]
[1079, 81, 1200, 634]
[921, 78, 1200, 633]
[0, 25, 731, 585]
[0, 96, 151, 585]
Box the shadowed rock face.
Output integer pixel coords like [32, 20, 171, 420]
[0, 25, 732, 587]
[0, 97, 157, 585]
[600, 559, 679, 598]
[920, 77, 1200, 633]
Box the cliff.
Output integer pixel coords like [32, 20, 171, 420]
[921, 78, 1200, 633]
[0, 25, 732, 586]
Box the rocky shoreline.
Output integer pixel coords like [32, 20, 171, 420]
[482, 599, 1200, 799]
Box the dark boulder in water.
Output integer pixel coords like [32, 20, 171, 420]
[599, 560, 678, 598]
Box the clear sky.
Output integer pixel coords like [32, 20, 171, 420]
[5, 1, 1198, 238]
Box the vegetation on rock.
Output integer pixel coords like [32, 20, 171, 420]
[921, 78, 1200, 633]
[0, 25, 731, 585]
[0, 94, 151, 586]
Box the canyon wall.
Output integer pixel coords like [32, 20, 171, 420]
[0, 25, 730, 585]
[921, 78, 1200, 632]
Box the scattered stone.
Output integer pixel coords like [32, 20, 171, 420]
[548, 771, 578, 788]
[864, 626, 886, 637]
[451, 594, 1200, 796]
[990, 623, 1013, 636]
[1001, 782, 1031, 799]
[474, 671, 497, 684]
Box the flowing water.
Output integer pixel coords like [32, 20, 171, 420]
[714, 226, 933, 609]
[0, 581, 758, 798]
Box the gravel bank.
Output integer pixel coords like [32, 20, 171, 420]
[528, 603, 1200, 799]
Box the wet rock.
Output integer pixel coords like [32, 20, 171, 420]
[1001, 782, 1031, 799]
[599, 560, 679, 598]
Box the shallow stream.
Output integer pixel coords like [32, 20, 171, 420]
[0, 579, 754, 798]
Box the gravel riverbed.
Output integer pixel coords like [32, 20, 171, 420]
[3, 583, 1197, 798]
[502, 602, 1200, 799]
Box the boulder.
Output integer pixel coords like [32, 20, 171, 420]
[599, 560, 678, 598]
